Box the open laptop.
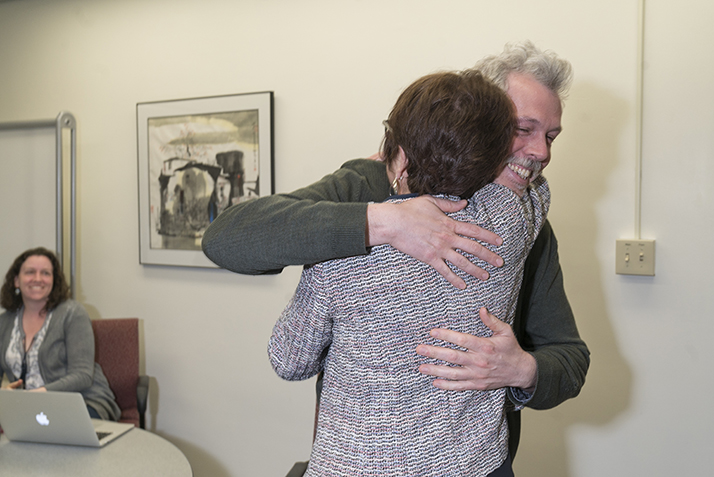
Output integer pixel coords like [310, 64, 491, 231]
[0, 389, 134, 447]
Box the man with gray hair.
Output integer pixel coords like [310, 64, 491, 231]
[203, 41, 590, 469]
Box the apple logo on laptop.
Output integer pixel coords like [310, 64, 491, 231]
[36, 412, 50, 426]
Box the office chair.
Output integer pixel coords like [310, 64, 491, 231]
[285, 372, 323, 477]
[91, 318, 149, 429]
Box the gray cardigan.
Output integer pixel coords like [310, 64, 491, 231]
[0, 300, 120, 421]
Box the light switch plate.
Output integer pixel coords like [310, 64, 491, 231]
[616, 239, 655, 276]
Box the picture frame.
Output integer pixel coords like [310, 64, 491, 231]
[137, 91, 274, 267]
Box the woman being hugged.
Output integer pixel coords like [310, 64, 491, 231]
[269, 71, 549, 477]
[0, 247, 120, 420]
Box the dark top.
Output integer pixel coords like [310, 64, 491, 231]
[202, 158, 590, 457]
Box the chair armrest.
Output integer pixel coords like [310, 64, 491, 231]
[137, 375, 150, 429]
[286, 462, 308, 477]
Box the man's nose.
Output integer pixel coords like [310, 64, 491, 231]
[523, 136, 549, 161]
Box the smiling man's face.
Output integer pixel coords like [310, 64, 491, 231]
[494, 72, 563, 196]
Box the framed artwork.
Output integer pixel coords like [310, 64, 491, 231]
[137, 91, 274, 267]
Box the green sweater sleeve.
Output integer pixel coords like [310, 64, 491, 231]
[509, 220, 590, 410]
[202, 159, 392, 274]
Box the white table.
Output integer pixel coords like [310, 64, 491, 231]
[0, 427, 192, 476]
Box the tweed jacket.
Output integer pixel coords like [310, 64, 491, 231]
[269, 178, 549, 476]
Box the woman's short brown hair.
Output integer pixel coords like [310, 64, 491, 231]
[381, 70, 515, 199]
[0, 247, 70, 313]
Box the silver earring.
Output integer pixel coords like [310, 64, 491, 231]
[15, 288, 20, 295]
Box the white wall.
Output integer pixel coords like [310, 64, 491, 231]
[0, 0, 711, 475]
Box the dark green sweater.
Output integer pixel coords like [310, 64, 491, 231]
[202, 158, 590, 457]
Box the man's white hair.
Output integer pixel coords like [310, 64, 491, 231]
[475, 40, 573, 103]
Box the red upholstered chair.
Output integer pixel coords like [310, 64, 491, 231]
[91, 318, 149, 428]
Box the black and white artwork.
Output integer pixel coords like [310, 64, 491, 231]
[137, 92, 273, 267]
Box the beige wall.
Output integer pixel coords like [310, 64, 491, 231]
[1, 0, 712, 475]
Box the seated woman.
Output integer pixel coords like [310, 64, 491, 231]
[268, 70, 549, 476]
[0, 247, 120, 420]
